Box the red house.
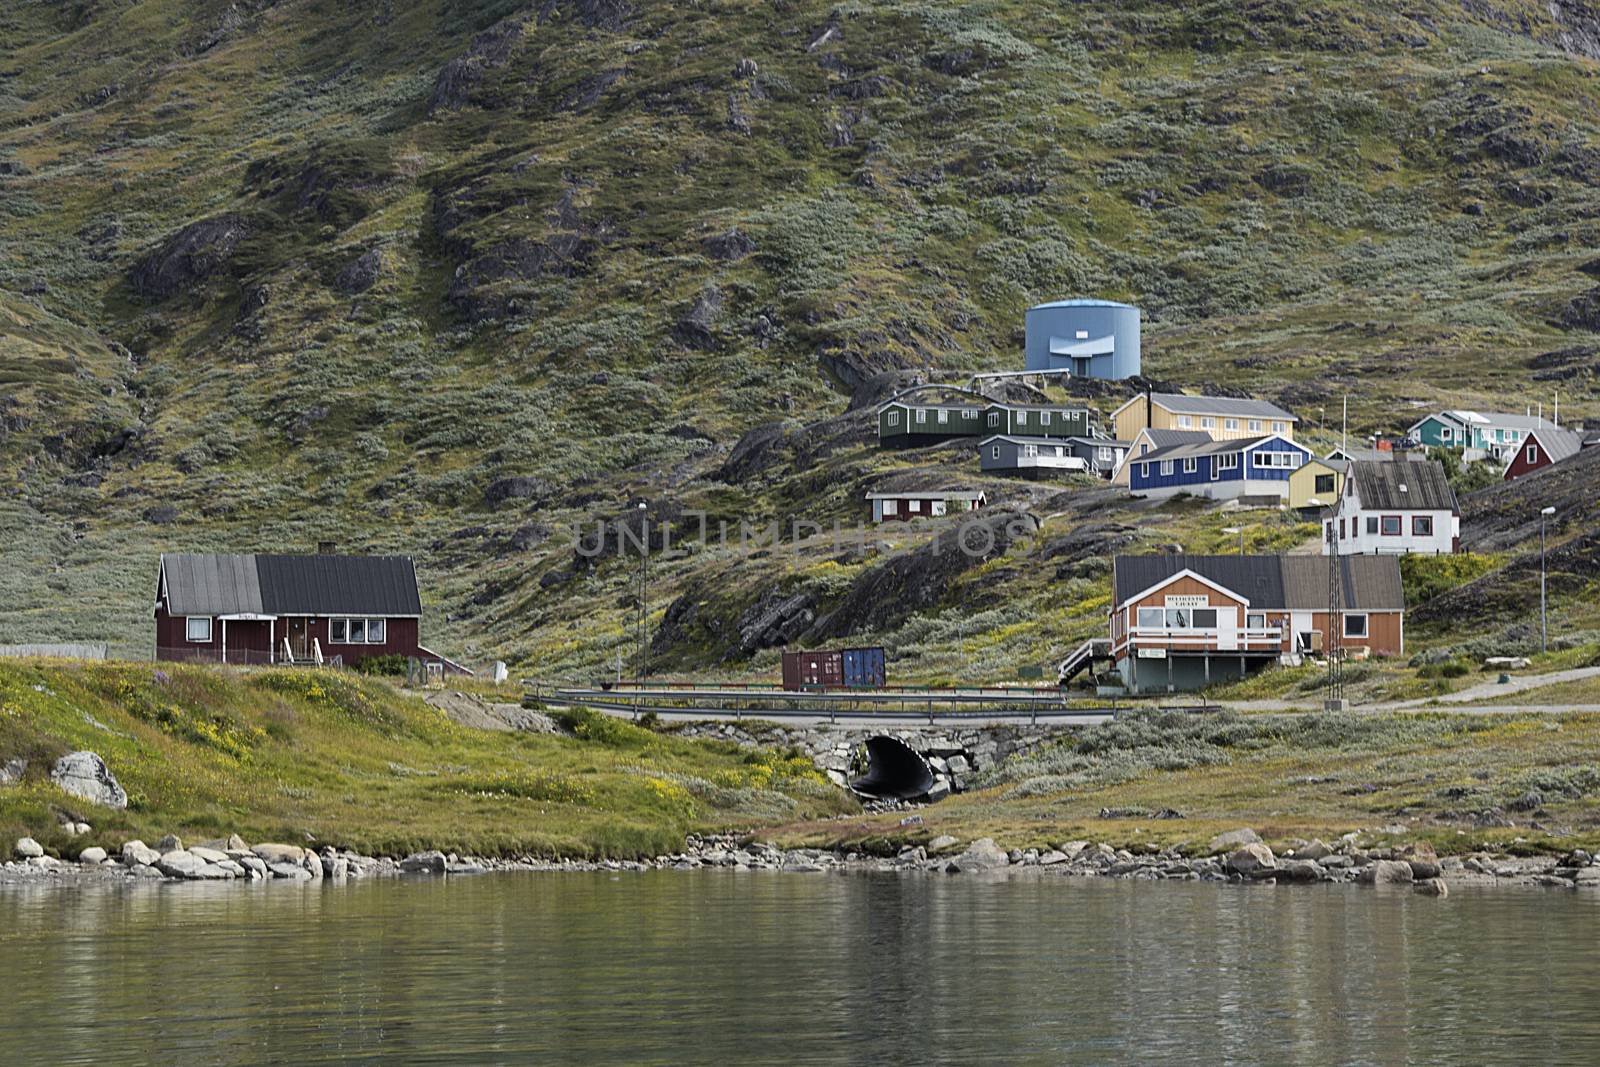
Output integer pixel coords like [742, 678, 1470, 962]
[1502, 427, 1583, 481]
[154, 552, 451, 668]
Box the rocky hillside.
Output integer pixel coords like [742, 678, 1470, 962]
[2, 1, 1599, 674]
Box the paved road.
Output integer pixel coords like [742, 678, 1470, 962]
[1386, 665, 1600, 708]
[572, 703, 1116, 729]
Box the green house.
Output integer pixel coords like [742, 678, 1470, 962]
[877, 401, 988, 446]
[878, 399, 1097, 448]
[985, 404, 1094, 439]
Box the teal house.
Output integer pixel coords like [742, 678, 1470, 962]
[1407, 409, 1555, 462]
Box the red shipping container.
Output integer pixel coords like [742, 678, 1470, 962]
[782, 649, 843, 689]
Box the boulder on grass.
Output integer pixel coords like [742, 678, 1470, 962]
[50, 751, 128, 809]
[1208, 828, 1261, 854]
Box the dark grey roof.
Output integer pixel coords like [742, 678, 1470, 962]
[1350, 460, 1458, 512]
[1065, 436, 1130, 448]
[1138, 434, 1293, 463]
[1151, 393, 1297, 420]
[1114, 554, 1404, 611]
[1113, 555, 1284, 608]
[161, 554, 421, 616]
[162, 554, 263, 615]
[1135, 428, 1213, 449]
[1280, 556, 1405, 611]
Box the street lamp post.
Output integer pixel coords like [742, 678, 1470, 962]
[1540, 506, 1555, 655]
[637, 501, 649, 679]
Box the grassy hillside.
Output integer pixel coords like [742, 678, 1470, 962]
[0, 659, 851, 857]
[796, 708, 1600, 858]
[2, 1, 1599, 677]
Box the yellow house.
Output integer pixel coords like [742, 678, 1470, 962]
[1288, 456, 1347, 510]
[1111, 392, 1298, 444]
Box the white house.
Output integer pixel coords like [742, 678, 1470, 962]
[1321, 460, 1459, 556]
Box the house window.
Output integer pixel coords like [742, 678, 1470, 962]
[1138, 463, 1151, 478]
[886, 411, 900, 426]
[1041, 411, 1052, 426]
[1183, 458, 1197, 473]
[1381, 515, 1402, 536]
[1526, 444, 1537, 464]
[1248, 420, 1262, 432]
[1246, 613, 1266, 629]
[185, 617, 212, 643]
[1054, 446, 1065, 457]
[1218, 453, 1239, 471]
[1366, 516, 1379, 535]
[1413, 515, 1433, 536]
[1202, 417, 1216, 429]
[1137, 607, 1164, 629]
[990, 446, 1000, 459]
[915, 409, 927, 424]
[1339, 518, 1346, 539]
[1344, 614, 1368, 638]
[1315, 474, 1335, 494]
[1191, 609, 1218, 628]
[1016, 411, 1029, 427]
[988, 411, 1000, 427]
[1097, 448, 1112, 462]
[1224, 419, 1238, 431]
[1272, 421, 1286, 433]
[330, 618, 385, 644]
[1160, 460, 1174, 475]
[882, 500, 898, 516]
[1023, 444, 1039, 458]
[909, 500, 922, 512]
[937, 409, 949, 424]
[1178, 415, 1193, 428]
[963, 408, 979, 419]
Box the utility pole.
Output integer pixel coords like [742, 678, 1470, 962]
[1541, 506, 1555, 655]
[1325, 510, 1345, 711]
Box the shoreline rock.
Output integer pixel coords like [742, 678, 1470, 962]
[5, 831, 1597, 893]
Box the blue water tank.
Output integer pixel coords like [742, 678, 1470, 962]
[1024, 299, 1141, 380]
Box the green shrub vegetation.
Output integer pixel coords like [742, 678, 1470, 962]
[0, 661, 854, 859]
[2, 1, 1599, 681]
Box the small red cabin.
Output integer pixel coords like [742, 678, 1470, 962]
[1502, 427, 1583, 482]
[154, 552, 455, 669]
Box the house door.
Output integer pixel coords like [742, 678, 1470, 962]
[286, 617, 308, 658]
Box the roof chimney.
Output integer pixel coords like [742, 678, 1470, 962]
[317, 541, 337, 555]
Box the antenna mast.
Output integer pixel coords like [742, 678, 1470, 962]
[1326, 522, 1344, 709]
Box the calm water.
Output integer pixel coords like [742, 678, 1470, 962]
[2, 871, 1597, 1065]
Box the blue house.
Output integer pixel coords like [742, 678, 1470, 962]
[1128, 435, 1309, 502]
[1024, 299, 1140, 380]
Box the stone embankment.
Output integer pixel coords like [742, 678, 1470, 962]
[673, 722, 1059, 798]
[8, 828, 1598, 893]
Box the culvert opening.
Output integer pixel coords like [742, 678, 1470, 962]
[849, 735, 936, 800]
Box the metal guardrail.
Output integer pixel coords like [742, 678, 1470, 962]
[527, 681, 1220, 724]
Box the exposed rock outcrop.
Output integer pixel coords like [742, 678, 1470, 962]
[429, 16, 528, 113]
[807, 510, 1039, 641]
[129, 215, 252, 300]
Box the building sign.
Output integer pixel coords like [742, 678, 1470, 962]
[1136, 648, 1167, 659]
[1164, 595, 1208, 608]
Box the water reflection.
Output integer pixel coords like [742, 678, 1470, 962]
[1, 873, 1596, 1065]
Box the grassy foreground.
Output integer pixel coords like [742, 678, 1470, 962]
[791, 710, 1600, 859]
[0, 660, 852, 860]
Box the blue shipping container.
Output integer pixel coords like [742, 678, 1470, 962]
[841, 646, 887, 689]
